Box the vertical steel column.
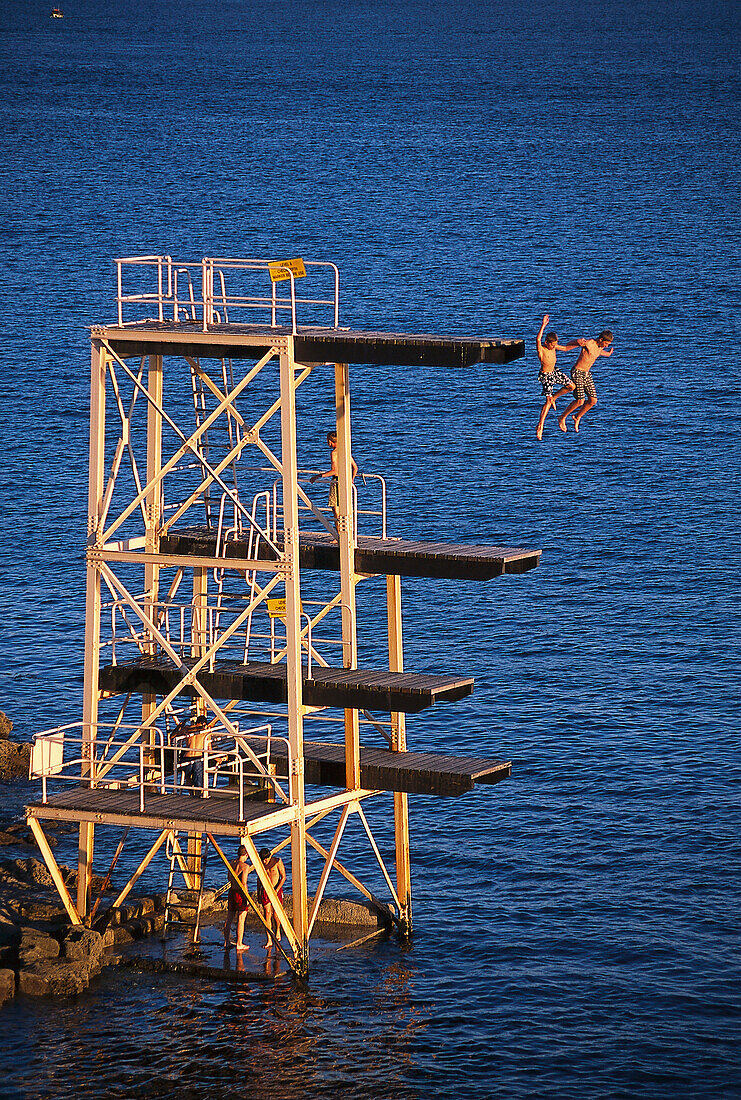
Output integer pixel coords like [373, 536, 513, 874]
[188, 566, 209, 882]
[143, 354, 163, 762]
[280, 340, 309, 974]
[387, 573, 412, 935]
[78, 339, 107, 917]
[334, 362, 360, 790]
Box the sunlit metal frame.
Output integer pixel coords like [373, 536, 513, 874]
[27, 315, 413, 977]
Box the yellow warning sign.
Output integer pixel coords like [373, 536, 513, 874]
[266, 602, 303, 620]
[268, 257, 307, 283]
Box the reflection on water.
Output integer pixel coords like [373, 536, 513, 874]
[4, 953, 423, 1100]
[1, 0, 741, 1095]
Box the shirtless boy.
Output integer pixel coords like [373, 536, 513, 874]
[557, 330, 614, 433]
[310, 431, 357, 532]
[223, 844, 250, 950]
[173, 713, 217, 796]
[257, 847, 287, 950]
[535, 313, 576, 440]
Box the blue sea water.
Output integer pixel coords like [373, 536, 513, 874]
[1, 0, 740, 1096]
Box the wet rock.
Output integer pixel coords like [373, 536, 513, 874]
[18, 927, 61, 966]
[60, 926, 104, 966]
[18, 958, 92, 997]
[0, 967, 15, 1005]
[111, 926, 135, 946]
[0, 711, 12, 739]
[0, 824, 38, 849]
[0, 739, 31, 781]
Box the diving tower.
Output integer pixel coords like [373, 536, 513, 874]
[26, 255, 539, 976]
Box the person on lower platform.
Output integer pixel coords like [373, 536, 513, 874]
[309, 430, 358, 535]
[223, 844, 251, 951]
[173, 713, 216, 796]
[257, 846, 286, 950]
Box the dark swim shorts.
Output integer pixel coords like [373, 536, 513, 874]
[258, 883, 284, 908]
[539, 369, 571, 397]
[571, 368, 597, 401]
[228, 886, 247, 912]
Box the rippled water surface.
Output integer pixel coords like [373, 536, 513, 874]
[1, 0, 740, 1096]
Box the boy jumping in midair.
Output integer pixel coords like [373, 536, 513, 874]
[535, 313, 576, 440]
[557, 330, 615, 433]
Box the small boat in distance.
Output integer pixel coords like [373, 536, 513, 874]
[51, 7, 63, 17]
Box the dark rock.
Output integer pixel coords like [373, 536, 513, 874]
[60, 926, 104, 965]
[0, 711, 12, 739]
[9, 858, 54, 887]
[18, 928, 61, 966]
[112, 926, 135, 946]
[0, 967, 14, 1005]
[18, 958, 92, 997]
[0, 739, 31, 782]
[0, 826, 38, 849]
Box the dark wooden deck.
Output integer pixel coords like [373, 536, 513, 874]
[160, 527, 541, 581]
[26, 786, 284, 836]
[98, 321, 525, 369]
[243, 738, 511, 796]
[25, 740, 511, 834]
[99, 657, 474, 713]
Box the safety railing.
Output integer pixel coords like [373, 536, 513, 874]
[30, 721, 293, 821]
[170, 724, 292, 815]
[114, 255, 340, 334]
[270, 470, 388, 540]
[30, 723, 168, 812]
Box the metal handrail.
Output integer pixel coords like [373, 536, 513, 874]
[31, 721, 292, 820]
[31, 723, 167, 812]
[115, 255, 340, 334]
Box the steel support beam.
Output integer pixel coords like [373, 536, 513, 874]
[334, 362, 360, 790]
[388, 573, 412, 934]
[280, 341, 309, 973]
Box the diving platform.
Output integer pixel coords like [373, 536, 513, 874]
[21, 255, 538, 966]
[96, 320, 524, 370]
[99, 657, 474, 713]
[161, 527, 541, 581]
[244, 739, 512, 796]
[25, 742, 510, 838]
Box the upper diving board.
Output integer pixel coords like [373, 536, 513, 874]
[99, 656, 474, 714]
[93, 321, 525, 369]
[161, 527, 541, 581]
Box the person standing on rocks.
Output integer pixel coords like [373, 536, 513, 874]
[257, 847, 286, 950]
[223, 844, 250, 951]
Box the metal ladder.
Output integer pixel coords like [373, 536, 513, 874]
[189, 356, 244, 528]
[212, 490, 272, 662]
[162, 831, 209, 945]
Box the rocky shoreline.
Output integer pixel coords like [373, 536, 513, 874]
[0, 712, 31, 783]
[0, 839, 231, 1004]
[0, 711, 389, 1003]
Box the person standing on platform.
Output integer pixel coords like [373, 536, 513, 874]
[257, 847, 286, 950]
[557, 329, 615, 433]
[535, 313, 576, 440]
[310, 430, 358, 533]
[223, 844, 251, 951]
[173, 713, 216, 796]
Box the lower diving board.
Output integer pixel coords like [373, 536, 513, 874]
[99, 657, 474, 714]
[244, 738, 512, 796]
